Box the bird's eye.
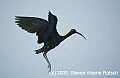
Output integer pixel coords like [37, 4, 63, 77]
[47, 46, 49, 48]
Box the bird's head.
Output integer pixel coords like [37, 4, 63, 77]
[70, 29, 86, 40]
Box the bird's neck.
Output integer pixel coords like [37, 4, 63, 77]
[62, 31, 74, 40]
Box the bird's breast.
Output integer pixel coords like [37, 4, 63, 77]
[46, 38, 61, 50]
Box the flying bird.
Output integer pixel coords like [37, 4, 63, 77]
[15, 11, 86, 72]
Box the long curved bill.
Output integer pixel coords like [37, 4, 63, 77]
[76, 32, 86, 40]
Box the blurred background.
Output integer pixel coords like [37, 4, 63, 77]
[0, 0, 120, 78]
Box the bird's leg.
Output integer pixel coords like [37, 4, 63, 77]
[43, 53, 51, 72]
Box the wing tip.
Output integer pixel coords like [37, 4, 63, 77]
[15, 16, 20, 20]
[48, 11, 53, 15]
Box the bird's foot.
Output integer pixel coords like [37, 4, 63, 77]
[47, 64, 51, 72]
[34, 49, 42, 54]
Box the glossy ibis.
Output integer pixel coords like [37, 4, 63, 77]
[15, 11, 86, 72]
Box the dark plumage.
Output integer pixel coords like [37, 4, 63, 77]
[15, 11, 86, 72]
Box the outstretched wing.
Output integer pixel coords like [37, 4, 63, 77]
[15, 16, 48, 44]
[15, 16, 48, 33]
[15, 11, 59, 44]
[48, 11, 60, 38]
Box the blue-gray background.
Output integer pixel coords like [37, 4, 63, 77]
[0, 0, 120, 78]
